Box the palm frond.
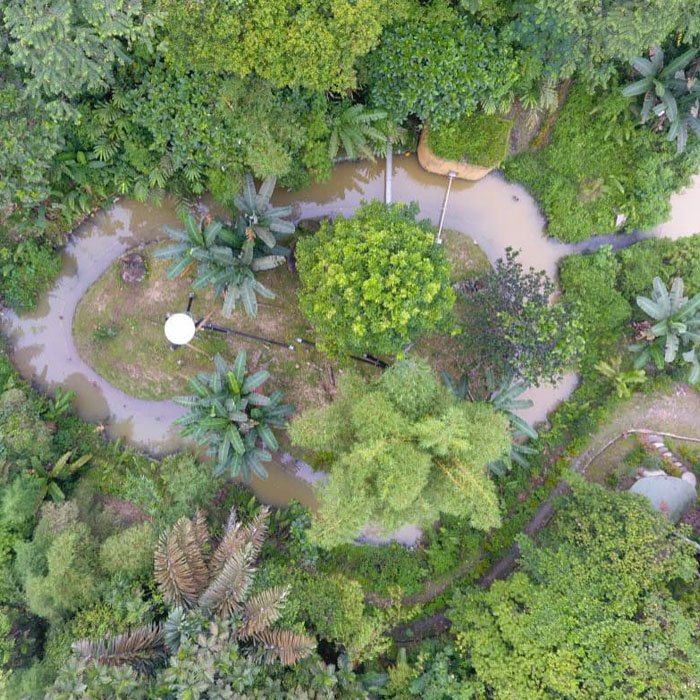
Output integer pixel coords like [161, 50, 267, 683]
[198, 547, 255, 617]
[72, 626, 166, 674]
[239, 585, 289, 637]
[154, 517, 209, 609]
[253, 628, 316, 666]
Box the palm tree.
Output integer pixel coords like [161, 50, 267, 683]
[623, 46, 700, 152]
[174, 352, 294, 481]
[154, 212, 285, 317]
[328, 102, 389, 161]
[72, 508, 315, 671]
[629, 276, 700, 383]
[442, 368, 538, 475]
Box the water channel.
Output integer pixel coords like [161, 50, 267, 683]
[1, 155, 699, 511]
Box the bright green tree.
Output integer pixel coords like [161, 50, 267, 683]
[158, 0, 407, 91]
[290, 360, 511, 547]
[296, 201, 455, 357]
[449, 475, 700, 699]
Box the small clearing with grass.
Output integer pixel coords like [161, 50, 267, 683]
[73, 227, 490, 411]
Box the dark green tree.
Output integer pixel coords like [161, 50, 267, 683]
[463, 248, 583, 386]
[508, 0, 700, 87]
[364, 3, 518, 125]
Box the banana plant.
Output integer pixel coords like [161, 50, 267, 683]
[594, 356, 647, 398]
[174, 353, 294, 481]
[30, 450, 92, 502]
[629, 276, 700, 384]
[442, 368, 538, 475]
[232, 173, 295, 253]
[155, 213, 285, 317]
[623, 46, 700, 153]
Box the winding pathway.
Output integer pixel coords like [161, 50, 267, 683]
[1, 156, 699, 506]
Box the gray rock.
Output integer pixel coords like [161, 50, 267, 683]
[121, 253, 146, 283]
[681, 471, 698, 488]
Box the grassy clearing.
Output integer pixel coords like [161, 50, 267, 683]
[427, 114, 513, 168]
[73, 244, 369, 412]
[73, 229, 490, 410]
[580, 383, 700, 485]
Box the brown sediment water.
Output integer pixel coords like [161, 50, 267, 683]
[2, 156, 699, 511]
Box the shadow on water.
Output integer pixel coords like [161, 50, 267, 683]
[1, 159, 698, 512]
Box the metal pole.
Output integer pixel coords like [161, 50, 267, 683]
[436, 172, 456, 244]
[385, 146, 393, 205]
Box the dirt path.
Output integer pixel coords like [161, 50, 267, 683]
[390, 383, 700, 642]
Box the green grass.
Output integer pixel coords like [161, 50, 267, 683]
[504, 84, 700, 242]
[427, 113, 513, 167]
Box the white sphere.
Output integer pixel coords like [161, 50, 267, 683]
[164, 313, 196, 345]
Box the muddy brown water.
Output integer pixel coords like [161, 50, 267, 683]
[1, 156, 699, 512]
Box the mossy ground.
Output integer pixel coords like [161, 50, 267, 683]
[427, 114, 514, 168]
[73, 229, 490, 411]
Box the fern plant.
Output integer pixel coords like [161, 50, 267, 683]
[629, 276, 700, 383]
[174, 353, 294, 481]
[328, 102, 389, 161]
[442, 368, 538, 475]
[154, 212, 285, 317]
[72, 509, 315, 672]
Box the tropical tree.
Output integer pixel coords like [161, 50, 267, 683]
[290, 359, 511, 547]
[622, 46, 700, 152]
[328, 102, 389, 160]
[449, 475, 700, 699]
[71, 508, 315, 671]
[296, 201, 455, 356]
[629, 276, 700, 383]
[174, 353, 294, 481]
[442, 368, 538, 475]
[232, 173, 295, 253]
[155, 211, 285, 317]
[462, 248, 584, 386]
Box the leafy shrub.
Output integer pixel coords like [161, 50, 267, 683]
[0, 389, 53, 477]
[504, 85, 700, 241]
[0, 473, 44, 534]
[24, 523, 101, 623]
[99, 523, 155, 580]
[427, 114, 513, 167]
[364, 3, 518, 125]
[295, 573, 388, 663]
[0, 237, 61, 312]
[559, 245, 632, 369]
[296, 201, 455, 356]
[322, 542, 428, 596]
